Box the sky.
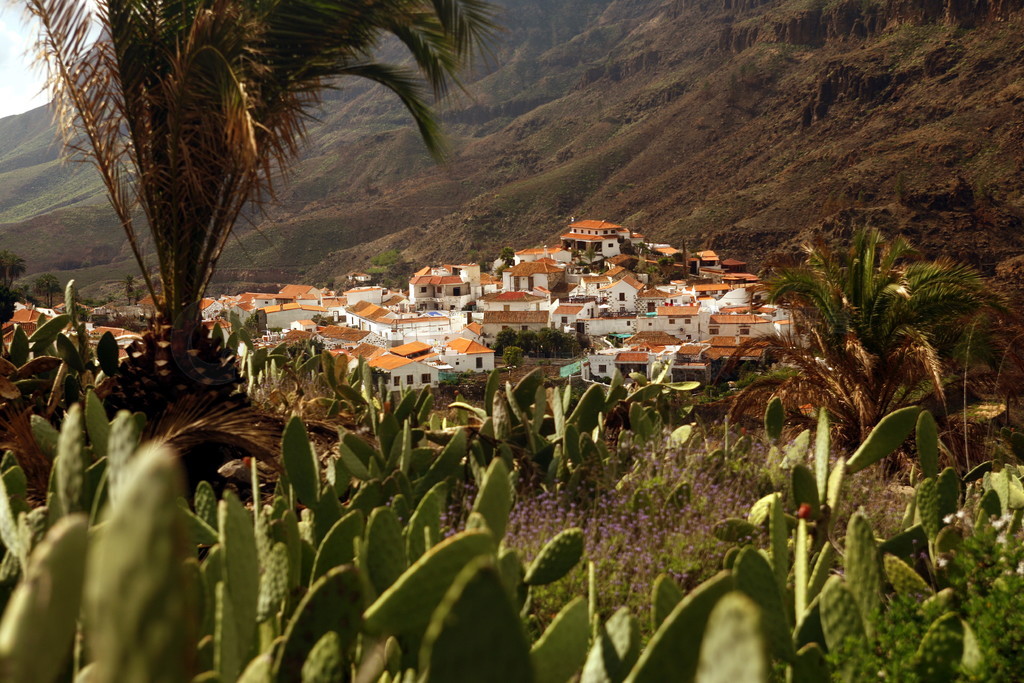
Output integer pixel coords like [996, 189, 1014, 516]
[0, 5, 48, 119]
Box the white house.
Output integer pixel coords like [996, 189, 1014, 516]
[502, 260, 566, 293]
[597, 275, 645, 313]
[441, 338, 496, 372]
[559, 219, 642, 259]
[369, 354, 440, 390]
[706, 314, 774, 338]
[480, 311, 550, 340]
[409, 264, 482, 311]
[550, 301, 596, 331]
[289, 319, 319, 333]
[260, 303, 328, 331]
[477, 291, 548, 312]
[514, 246, 572, 265]
[277, 285, 323, 306]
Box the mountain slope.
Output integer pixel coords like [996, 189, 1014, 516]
[1, 0, 1023, 297]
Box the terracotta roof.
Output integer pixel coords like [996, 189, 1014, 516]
[637, 287, 672, 299]
[260, 303, 327, 314]
[463, 322, 483, 335]
[481, 291, 546, 302]
[582, 276, 611, 284]
[318, 325, 370, 342]
[283, 329, 313, 342]
[607, 254, 635, 266]
[200, 298, 218, 309]
[721, 258, 747, 266]
[482, 311, 549, 325]
[390, 341, 432, 357]
[369, 354, 415, 371]
[604, 266, 630, 279]
[709, 315, 771, 325]
[676, 345, 706, 356]
[347, 300, 394, 322]
[409, 275, 463, 286]
[553, 305, 584, 315]
[696, 250, 719, 259]
[347, 343, 386, 360]
[600, 275, 643, 291]
[322, 297, 347, 308]
[704, 346, 765, 360]
[446, 338, 494, 354]
[507, 261, 564, 276]
[11, 309, 41, 324]
[560, 232, 606, 241]
[569, 219, 624, 230]
[515, 246, 569, 255]
[655, 247, 680, 255]
[657, 306, 700, 316]
[344, 287, 380, 294]
[692, 283, 731, 292]
[479, 274, 502, 285]
[279, 284, 319, 299]
[615, 352, 649, 363]
[295, 319, 316, 326]
[624, 331, 684, 346]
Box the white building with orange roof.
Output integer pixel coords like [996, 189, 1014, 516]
[559, 219, 640, 259]
[343, 286, 385, 307]
[502, 260, 566, 292]
[259, 302, 327, 331]
[440, 337, 496, 372]
[277, 284, 322, 306]
[408, 264, 481, 311]
[513, 246, 572, 265]
[369, 353, 439, 390]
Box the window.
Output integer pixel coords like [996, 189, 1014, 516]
[504, 305, 510, 311]
[406, 375, 413, 384]
[561, 316, 568, 324]
[420, 287, 427, 293]
[669, 318, 675, 324]
[521, 326, 528, 331]
[598, 364, 607, 373]
[739, 327, 750, 335]
[709, 327, 719, 335]
[393, 376, 400, 386]
[421, 374, 430, 384]
[607, 243, 614, 249]
[618, 292, 625, 301]
[501, 326, 510, 331]
[684, 317, 691, 324]
[453, 287, 461, 296]
[476, 357, 483, 369]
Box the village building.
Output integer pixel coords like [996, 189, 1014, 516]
[477, 291, 548, 312]
[559, 219, 642, 260]
[480, 310, 550, 340]
[258, 303, 328, 330]
[408, 264, 482, 311]
[597, 274, 645, 313]
[440, 337, 496, 372]
[502, 260, 566, 293]
[369, 354, 439, 390]
[513, 246, 572, 265]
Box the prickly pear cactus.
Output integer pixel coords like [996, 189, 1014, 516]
[524, 527, 584, 586]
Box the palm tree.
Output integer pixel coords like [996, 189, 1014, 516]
[123, 274, 138, 305]
[732, 228, 1008, 448]
[32, 273, 62, 308]
[0, 251, 26, 289]
[28, 0, 496, 326]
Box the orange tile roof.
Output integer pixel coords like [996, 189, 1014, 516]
[637, 287, 672, 299]
[615, 352, 649, 363]
[369, 354, 415, 371]
[515, 246, 569, 255]
[481, 291, 546, 302]
[260, 303, 327, 314]
[409, 275, 463, 285]
[347, 343, 386, 360]
[693, 283, 731, 292]
[463, 322, 483, 335]
[696, 250, 719, 259]
[390, 341, 432, 357]
[560, 232, 606, 241]
[507, 261, 564, 276]
[655, 247, 680, 255]
[279, 284, 319, 299]
[11, 309, 40, 324]
[318, 325, 369, 342]
[709, 314, 770, 325]
[446, 338, 494, 354]
[657, 306, 700, 316]
[625, 331, 684, 346]
[553, 305, 584, 315]
[569, 219, 624, 230]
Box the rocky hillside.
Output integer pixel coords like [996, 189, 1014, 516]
[1, 0, 1023, 297]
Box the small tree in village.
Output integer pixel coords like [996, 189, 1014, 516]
[502, 345, 523, 369]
